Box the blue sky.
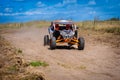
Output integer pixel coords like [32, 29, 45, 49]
[0, 0, 120, 23]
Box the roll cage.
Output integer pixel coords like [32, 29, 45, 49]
[50, 20, 77, 31]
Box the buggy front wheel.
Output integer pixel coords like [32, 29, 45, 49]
[78, 37, 85, 50]
[50, 37, 56, 49]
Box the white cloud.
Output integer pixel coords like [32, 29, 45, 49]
[54, 3, 64, 7]
[89, 11, 96, 15]
[0, 10, 47, 16]
[88, 0, 96, 5]
[84, 6, 93, 10]
[4, 8, 12, 12]
[36, 1, 46, 7]
[0, 12, 20, 16]
[63, 0, 77, 4]
[54, 0, 77, 8]
[24, 11, 44, 15]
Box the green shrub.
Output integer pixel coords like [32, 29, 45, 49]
[29, 61, 49, 67]
[18, 49, 22, 53]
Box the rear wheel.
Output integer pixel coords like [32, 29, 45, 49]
[44, 35, 49, 46]
[78, 37, 85, 50]
[50, 37, 56, 49]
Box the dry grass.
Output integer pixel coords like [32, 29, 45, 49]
[0, 20, 50, 29]
[0, 35, 46, 80]
[0, 23, 22, 29]
[76, 21, 120, 35]
[75, 21, 120, 48]
[1, 20, 120, 35]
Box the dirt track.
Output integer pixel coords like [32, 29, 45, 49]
[1, 27, 120, 80]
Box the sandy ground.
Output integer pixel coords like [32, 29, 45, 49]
[1, 27, 120, 80]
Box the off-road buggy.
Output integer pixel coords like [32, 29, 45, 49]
[44, 20, 85, 50]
